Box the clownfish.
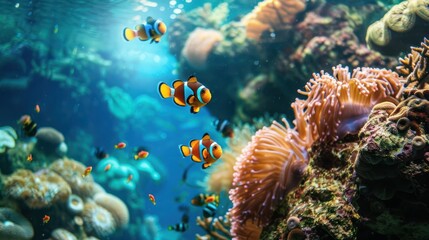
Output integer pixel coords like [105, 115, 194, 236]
[115, 142, 126, 149]
[82, 166, 92, 178]
[213, 119, 234, 138]
[123, 17, 167, 43]
[168, 222, 188, 232]
[42, 215, 50, 224]
[191, 193, 219, 206]
[158, 76, 212, 114]
[18, 115, 38, 137]
[179, 133, 222, 169]
[148, 193, 156, 205]
[202, 202, 218, 218]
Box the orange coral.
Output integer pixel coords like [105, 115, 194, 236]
[229, 118, 308, 239]
[182, 28, 223, 70]
[242, 0, 306, 40]
[294, 65, 404, 143]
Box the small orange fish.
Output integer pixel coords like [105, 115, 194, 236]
[179, 133, 222, 169]
[27, 154, 33, 162]
[115, 142, 126, 149]
[82, 166, 92, 178]
[148, 194, 156, 205]
[134, 150, 149, 160]
[104, 163, 111, 172]
[35, 104, 41, 113]
[42, 215, 50, 224]
[127, 174, 133, 183]
[205, 195, 216, 204]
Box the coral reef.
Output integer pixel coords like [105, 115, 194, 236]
[170, 1, 398, 123]
[397, 37, 429, 90]
[3, 169, 71, 209]
[67, 194, 84, 214]
[366, 0, 429, 55]
[50, 228, 77, 240]
[354, 88, 429, 239]
[0, 207, 34, 240]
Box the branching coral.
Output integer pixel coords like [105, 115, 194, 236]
[294, 65, 404, 143]
[397, 37, 429, 90]
[3, 169, 71, 208]
[241, 0, 306, 40]
[196, 213, 232, 240]
[229, 118, 308, 239]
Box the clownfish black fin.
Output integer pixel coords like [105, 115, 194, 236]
[190, 106, 200, 114]
[202, 163, 212, 169]
[158, 82, 173, 99]
[123, 27, 137, 41]
[179, 145, 191, 157]
[188, 75, 198, 83]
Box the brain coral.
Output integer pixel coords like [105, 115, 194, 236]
[81, 201, 116, 238]
[49, 158, 95, 198]
[0, 207, 34, 240]
[182, 28, 223, 70]
[0, 126, 17, 153]
[3, 169, 71, 208]
[93, 192, 129, 228]
[229, 118, 308, 239]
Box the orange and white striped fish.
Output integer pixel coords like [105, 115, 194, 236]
[179, 133, 222, 169]
[158, 76, 211, 114]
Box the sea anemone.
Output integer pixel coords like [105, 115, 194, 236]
[294, 65, 403, 143]
[229, 118, 308, 239]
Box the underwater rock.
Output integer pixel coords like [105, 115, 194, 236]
[0, 126, 17, 153]
[93, 192, 129, 228]
[3, 169, 71, 209]
[0, 207, 34, 240]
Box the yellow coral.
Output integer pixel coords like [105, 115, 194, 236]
[49, 158, 95, 198]
[3, 169, 71, 208]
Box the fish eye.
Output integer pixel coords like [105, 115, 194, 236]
[213, 145, 218, 149]
[201, 89, 206, 94]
